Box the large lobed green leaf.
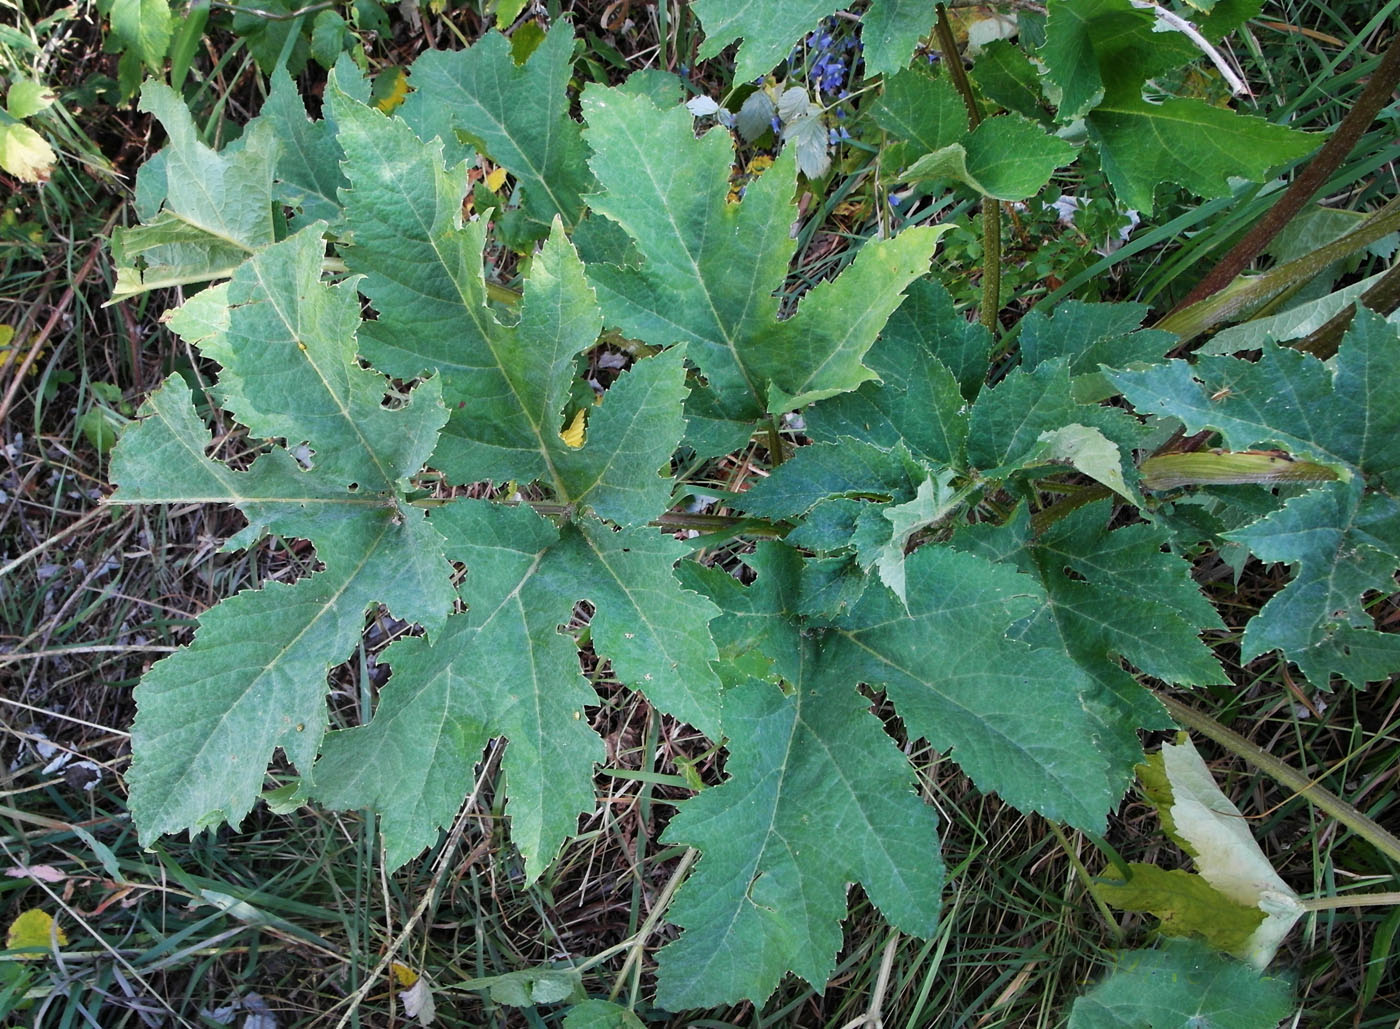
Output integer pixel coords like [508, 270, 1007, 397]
[1040, 0, 1314, 212]
[400, 26, 592, 234]
[659, 544, 944, 1007]
[581, 86, 942, 425]
[1109, 309, 1400, 686]
[110, 229, 453, 843]
[315, 499, 721, 879]
[332, 75, 685, 523]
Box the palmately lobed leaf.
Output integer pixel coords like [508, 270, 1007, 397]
[1107, 307, 1400, 485]
[1109, 309, 1400, 686]
[832, 544, 1140, 828]
[111, 369, 454, 845]
[1224, 479, 1400, 687]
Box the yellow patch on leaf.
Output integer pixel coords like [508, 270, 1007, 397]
[391, 961, 419, 987]
[484, 166, 508, 192]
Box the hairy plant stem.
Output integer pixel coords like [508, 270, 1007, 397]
[1301, 892, 1400, 911]
[1166, 31, 1400, 319]
[1156, 196, 1400, 344]
[1029, 484, 1113, 536]
[412, 496, 789, 538]
[933, 3, 1001, 334]
[1157, 694, 1400, 866]
[1294, 258, 1400, 358]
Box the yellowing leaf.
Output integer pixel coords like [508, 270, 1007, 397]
[373, 67, 409, 113]
[484, 166, 508, 192]
[390, 961, 419, 987]
[1092, 862, 1266, 953]
[559, 407, 587, 449]
[6, 908, 68, 955]
[1138, 736, 1304, 968]
[6, 81, 57, 120]
[401, 976, 437, 1024]
[0, 120, 56, 183]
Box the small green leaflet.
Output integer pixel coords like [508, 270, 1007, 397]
[900, 114, 1075, 202]
[872, 68, 969, 172]
[108, 0, 171, 71]
[874, 69, 1074, 201]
